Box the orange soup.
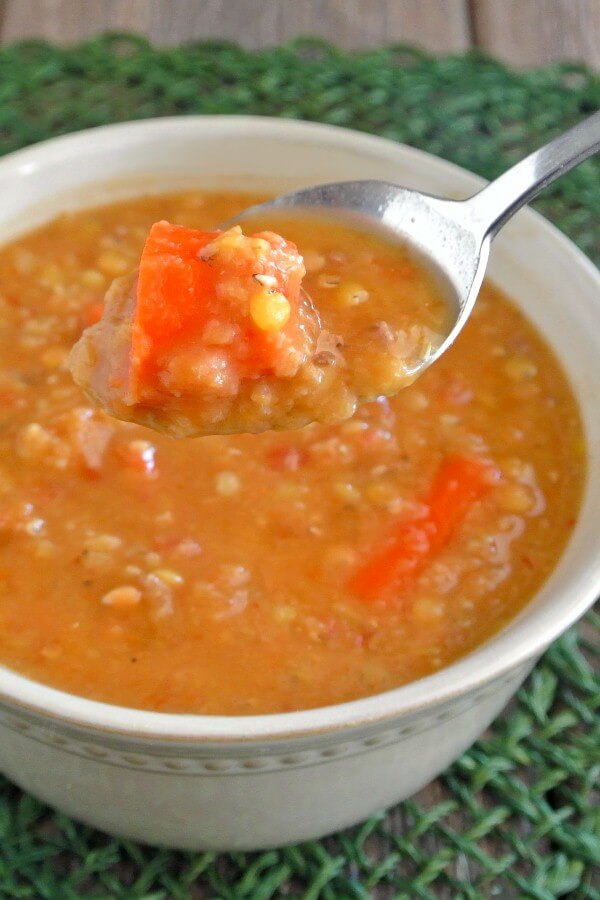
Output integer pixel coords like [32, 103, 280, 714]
[0, 191, 585, 714]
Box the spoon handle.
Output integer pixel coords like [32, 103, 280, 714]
[466, 109, 600, 238]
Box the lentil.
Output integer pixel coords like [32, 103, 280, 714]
[215, 471, 241, 496]
[101, 586, 142, 608]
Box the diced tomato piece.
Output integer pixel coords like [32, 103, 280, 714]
[115, 439, 157, 477]
[268, 445, 307, 472]
[80, 301, 105, 331]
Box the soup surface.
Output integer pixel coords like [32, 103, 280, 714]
[0, 190, 585, 714]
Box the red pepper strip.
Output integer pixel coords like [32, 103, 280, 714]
[350, 455, 499, 601]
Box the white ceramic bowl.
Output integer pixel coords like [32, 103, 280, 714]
[0, 117, 598, 850]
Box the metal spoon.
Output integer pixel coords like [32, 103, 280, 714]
[234, 110, 600, 376]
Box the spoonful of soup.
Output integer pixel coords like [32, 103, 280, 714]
[69, 110, 600, 438]
[69, 216, 449, 436]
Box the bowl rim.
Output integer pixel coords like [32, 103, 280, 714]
[0, 114, 598, 744]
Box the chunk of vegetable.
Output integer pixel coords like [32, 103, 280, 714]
[350, 456, 499, 601]
[129, 221, 309, 403]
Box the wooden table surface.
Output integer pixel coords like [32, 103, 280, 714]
[1, 0, 599, 70]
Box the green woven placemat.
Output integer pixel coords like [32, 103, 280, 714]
[0, 35, 598, 899]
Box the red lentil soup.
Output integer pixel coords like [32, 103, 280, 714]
[0, 191, 585, 715]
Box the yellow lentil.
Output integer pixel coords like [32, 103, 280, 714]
[249, 289, 291, 332]
[215, 471, 241, 496]
[152, 568, 184, 587]
[336, 282, 369, 308]
[496, 482, 535, 514]
[80, 268, 106, 289]
[504, 357, 538, 380]
[101, 586, 143, 608]
[96, 250, 132, 277]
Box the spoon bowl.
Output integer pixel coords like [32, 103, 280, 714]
[234, 181, 489, 377]
[233, 110, 600, 380]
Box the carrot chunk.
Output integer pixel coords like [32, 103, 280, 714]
[129, 221, 309, 403]
[350, 456, 499, 601]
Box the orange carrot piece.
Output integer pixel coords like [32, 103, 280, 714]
[129, 221, 306, 400]
[350, 456, 499, 601]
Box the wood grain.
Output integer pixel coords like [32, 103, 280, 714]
[3, 0, 599, 69]
[0, 0, 471, 51]
[472, 0, 600, 70]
